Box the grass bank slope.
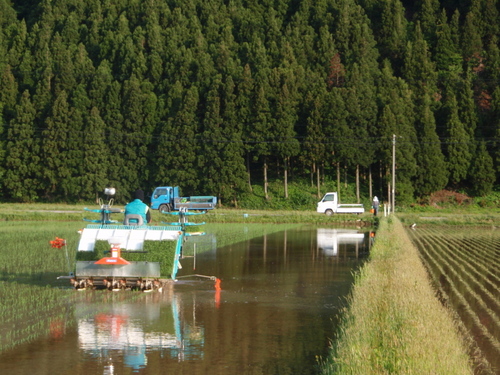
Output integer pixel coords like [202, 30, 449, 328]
[322, 216, 472, 374]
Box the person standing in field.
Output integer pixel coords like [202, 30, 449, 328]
[372, 196, 379, 216]
[124, 189, 151, 224]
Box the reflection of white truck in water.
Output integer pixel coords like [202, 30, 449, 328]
[150, 186, 217, 213]
[317, 192, 364, 215]
[317, 228, 366, 256]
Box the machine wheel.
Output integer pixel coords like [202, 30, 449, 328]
[325, 209, 334, 216]
[159, 204, 171, 213]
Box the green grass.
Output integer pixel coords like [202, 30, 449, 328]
[321, 216, 473, 374]
[0, 221, 82, 282]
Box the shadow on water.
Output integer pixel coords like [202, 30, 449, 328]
[0, 226, 372, 375]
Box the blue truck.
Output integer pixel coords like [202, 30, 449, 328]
[150, 186, 217, 212]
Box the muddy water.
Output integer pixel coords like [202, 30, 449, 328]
[0, 226, 370, 375]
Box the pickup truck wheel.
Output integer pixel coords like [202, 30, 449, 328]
[325, 209, 334, 216]
[159, 204, 170, 213]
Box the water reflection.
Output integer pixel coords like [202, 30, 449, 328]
[0, 226, 371, 375]
[78, 227, 372, 374]
[183, 233, 217, 254]
[75, 286, 210, 373]
[316, 228, 367, 257]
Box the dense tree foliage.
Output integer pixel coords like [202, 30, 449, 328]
[0, 0, 499, 204]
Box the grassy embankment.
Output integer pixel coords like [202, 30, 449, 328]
[322, 215, 473, 374]
[0, 202, 375, 226]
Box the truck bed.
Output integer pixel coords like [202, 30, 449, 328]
[174, 196, 217, 210]
[336, 204, 365, 214]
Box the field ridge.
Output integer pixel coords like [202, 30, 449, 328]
[323, 216, 473, 374]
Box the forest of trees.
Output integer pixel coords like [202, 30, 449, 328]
[0, 0, 499, 205]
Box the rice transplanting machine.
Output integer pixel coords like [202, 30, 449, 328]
[58, 188, 206, 291]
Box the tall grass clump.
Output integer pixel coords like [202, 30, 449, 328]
[322, 216, 473, 374]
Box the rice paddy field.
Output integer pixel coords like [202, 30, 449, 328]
[0, 218, 298, 353]
[2, 205, 500, 373]
[0, 221, 82, 352]
[406, 225, 500, 373]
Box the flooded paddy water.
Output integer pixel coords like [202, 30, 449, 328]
[0, 226, 371, 375]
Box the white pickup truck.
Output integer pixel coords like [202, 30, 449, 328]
[317, 192, 365, 215]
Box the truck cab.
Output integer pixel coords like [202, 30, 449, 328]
[151, 186, 217, 212]
[317, 192, 339, 215]
[151, 186, 180, 212]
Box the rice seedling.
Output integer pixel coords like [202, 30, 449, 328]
[407, 226, 500, 373]
[0, 222, 80, 351]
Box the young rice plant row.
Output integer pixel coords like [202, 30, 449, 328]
[407, 226, 500, 372]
